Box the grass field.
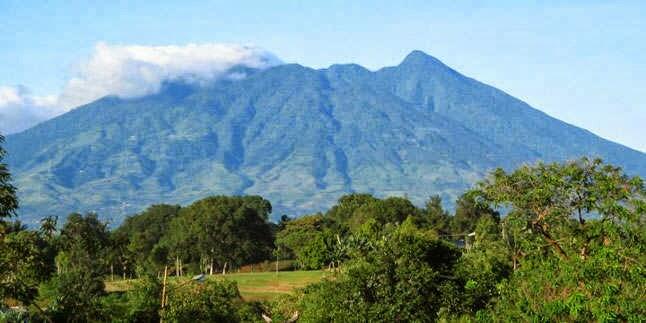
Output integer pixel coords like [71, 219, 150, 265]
[105, 270, 328, 301]
[217, 270, 328, 300]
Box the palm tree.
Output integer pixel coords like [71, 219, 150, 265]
[40, 215, 59, 238]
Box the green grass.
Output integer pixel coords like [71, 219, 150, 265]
[216, 270, 327, 301]
[105, 270, 328, 301]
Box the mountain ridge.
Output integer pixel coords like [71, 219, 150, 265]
[5, 50, 646, 223]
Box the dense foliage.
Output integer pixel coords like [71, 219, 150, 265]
[0, 134, 18, 222]
[161, 280, 243, 322]
[163, 196, 274, 275]
[269, 158, 645, 322]
[295, 223, 462, 322]
[1, 156, 644, 322]
[472, 158, 646, 321]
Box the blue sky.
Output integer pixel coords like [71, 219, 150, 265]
[1, 0, 644, 152]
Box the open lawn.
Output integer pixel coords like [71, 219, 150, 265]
[216, 270, 328, 301]
[105, 270, 328, 301]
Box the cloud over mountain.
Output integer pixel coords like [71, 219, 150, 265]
[0, 43, 281, 135]
[0, 85, 60, 134]
[57, 43, 282, 108]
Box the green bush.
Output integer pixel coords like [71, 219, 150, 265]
[46, 269, 108, 322]
[161, 280, 243, 322]
[124, 275, 162, 322]
[295, 224, 462, 322]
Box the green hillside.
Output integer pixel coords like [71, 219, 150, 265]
[6, 51, 646, 223]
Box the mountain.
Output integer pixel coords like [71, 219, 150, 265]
[5, 51, 646, 224]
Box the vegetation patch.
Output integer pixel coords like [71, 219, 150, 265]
[1, 133, 644, 323]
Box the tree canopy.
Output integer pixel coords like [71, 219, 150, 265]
[1, 157, 644, 322]
[163, 196, 274, 274]
[470, 158, 645, 321]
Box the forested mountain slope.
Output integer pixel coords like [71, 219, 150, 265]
[6, 51, 645, 223]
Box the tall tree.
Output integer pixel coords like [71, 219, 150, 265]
[419, 195, 452, 235]
[39, 215, 58, 239]
[451, 193, 499, 235]
[165, 196, 274, 274]
[0, 133, 34, 311]
[57, 212, 110, 273]
[0, 134, 18, 229]
[45, 213, 111, 321]
[114, 204, 181, 275]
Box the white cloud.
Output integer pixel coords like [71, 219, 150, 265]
[0, 86, 26, 106]
[0, 43, 282, 135]
[0, 86, 62, 135]
[58, 42, 281, 108]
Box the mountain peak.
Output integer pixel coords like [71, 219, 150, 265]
[400, 50, 444, 67]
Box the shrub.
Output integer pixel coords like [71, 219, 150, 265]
[161, 280, 243, 322]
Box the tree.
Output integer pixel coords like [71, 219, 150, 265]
[326, 193, 378, 231]
[0, 230, 54, 306]
[165, 196, 274, 274]
[113, 204, 181, 275]
[39, 215, 58, 240]
[451, 193, 499, 235]
[160, 213, 196, 276]
[275, 214, 325, 261]
[40, 213, 112, 321]
[107, 229, 131, 280]
[297, 231, 335, 270]
[123, 274, 162, 322]
[45, 268, 108, 322]
[57, 212, 111, 273]
[418, 195, 452, 235]
[0, 135, 50, 313]
[471, 158, 645, 321]
[296, 223, 462, 322]
[472, 158, 643, 260]
[449, 216, 511, 317]
[0, 134, 18, 227]
[347, 196, 420, 232]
